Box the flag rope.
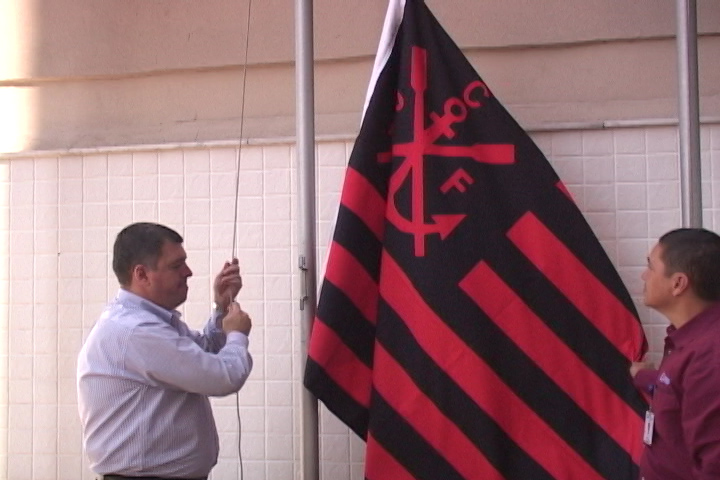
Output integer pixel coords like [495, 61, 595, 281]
[232, 1, 254, 479]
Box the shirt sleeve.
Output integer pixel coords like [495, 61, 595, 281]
[123, 320, 253, 397]
[174, 312, 227, 353]
[681, 346, 720, 479]
[633, 368, 658, 395]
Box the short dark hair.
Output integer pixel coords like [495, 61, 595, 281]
[659, 228, 720, 302]
[112, 223, 184, 286]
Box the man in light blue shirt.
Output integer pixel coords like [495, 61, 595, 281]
[77, 222, 253, 480]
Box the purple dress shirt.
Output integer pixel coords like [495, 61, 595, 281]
[640, 302, 720, 480]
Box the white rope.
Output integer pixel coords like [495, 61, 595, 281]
[232, 1, 254, 479]
[232, 0, 254, 257]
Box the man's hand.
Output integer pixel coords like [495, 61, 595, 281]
[223, 302, 252, 335]
[630, 361, 655, 378]
[214, 258, 242, 313]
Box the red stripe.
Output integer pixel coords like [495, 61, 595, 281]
[460, 261, 644, 462]
[325, 240, 378, 325]
[307, 319, 371, 408]
[380, 251, 604, 480]
[373, 344, 503, 480]
[365, 433, 417, 480]
[507, 212, 645, 361]
[341, 167, 386, 240]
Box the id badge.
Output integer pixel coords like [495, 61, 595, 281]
[643, 410, 655, 445]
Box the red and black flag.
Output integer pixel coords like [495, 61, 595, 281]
[304, 0, 648, 478]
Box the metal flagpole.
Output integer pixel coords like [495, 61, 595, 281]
[295, 0, 320, 478]
[676, 0, 703, 227]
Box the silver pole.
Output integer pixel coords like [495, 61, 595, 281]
[676, 0, 703, 227]
[295, 0, 319, 478]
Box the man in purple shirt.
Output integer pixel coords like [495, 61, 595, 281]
[632, 228, 720, 480]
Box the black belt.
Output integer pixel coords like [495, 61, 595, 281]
[102, 475, 207, 480]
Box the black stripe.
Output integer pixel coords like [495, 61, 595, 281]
[303, 358, 368, 438]
[533, 182, 640, 316]
[377, 300, 555, 480]
[383, 228, 639, 477]
[316, 282, 375, 367]
[437, 280, 639, 479]
[333, 204, 384, 282]
[486, 240, 647, 417]
[368, 393, 465, 480]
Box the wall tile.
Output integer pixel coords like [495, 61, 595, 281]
[582, 130, 614, 155]
[133, 201, 158, 221]
[133, 175, 158, 201]
[57, 455, 82, 480]
[551, 132, 582, 156]
[583, 156, 614, 184]
[646, 127, 678, 153]
[646, 153, 679, 181]
[185, 174, 210, 199]
[83, 178, 107, 203]
[11, 159, 35, 181]
[106, 153, 132, 177]
[184, 149, 210, 173]
[616, 211, 648, 238]
[7, 454, 32, 478]
[614, 129, 645, 154]
[83, 154, 108, 178]
[210, 147, 238, 173]
[263, 145, 291, 169]
[616, 184, 647, 210]
[158, 150, 183, 175]
[132, 152, 158, 175]
[647, 182, 679, 210]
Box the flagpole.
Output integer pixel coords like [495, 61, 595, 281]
[295, 0, 320, 478]
[676, 0, 702, 227]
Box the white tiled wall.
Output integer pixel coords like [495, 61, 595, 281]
[0, 124, 718, 480]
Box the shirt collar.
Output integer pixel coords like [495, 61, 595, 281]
[668, 302, 720, 349]
[115, 288, 180, 325]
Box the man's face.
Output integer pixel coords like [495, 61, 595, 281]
[641, 243, 674, 310]
[144, 240, 193, 310]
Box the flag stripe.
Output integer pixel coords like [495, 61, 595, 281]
[369, 393, 467, 480]
[508, 212, 644, 360]
[460, 260, 645, 462]
[429, 240, 640, 478]
[303, 358, 369, 438]
[325, 241, 379, 326]
[341, 167, 386, 241]
[377, 301, 556, 480]
[307, 319, 372, 408]
[480, 234, 647, 417]
[365, 433, 417, 480]
[380, 249, 605, 480]
[373, 343, 504, 480]
[315, 281, 375, 366]
[333, 204, 384, 282]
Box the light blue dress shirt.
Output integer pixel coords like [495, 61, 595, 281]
[77, 289, 253, 477]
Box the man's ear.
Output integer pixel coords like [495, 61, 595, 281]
[132, 264, 150, 285]
[670, 272, 690, 297]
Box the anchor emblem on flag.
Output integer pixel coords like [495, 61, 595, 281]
[379, 46, 516, 257]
